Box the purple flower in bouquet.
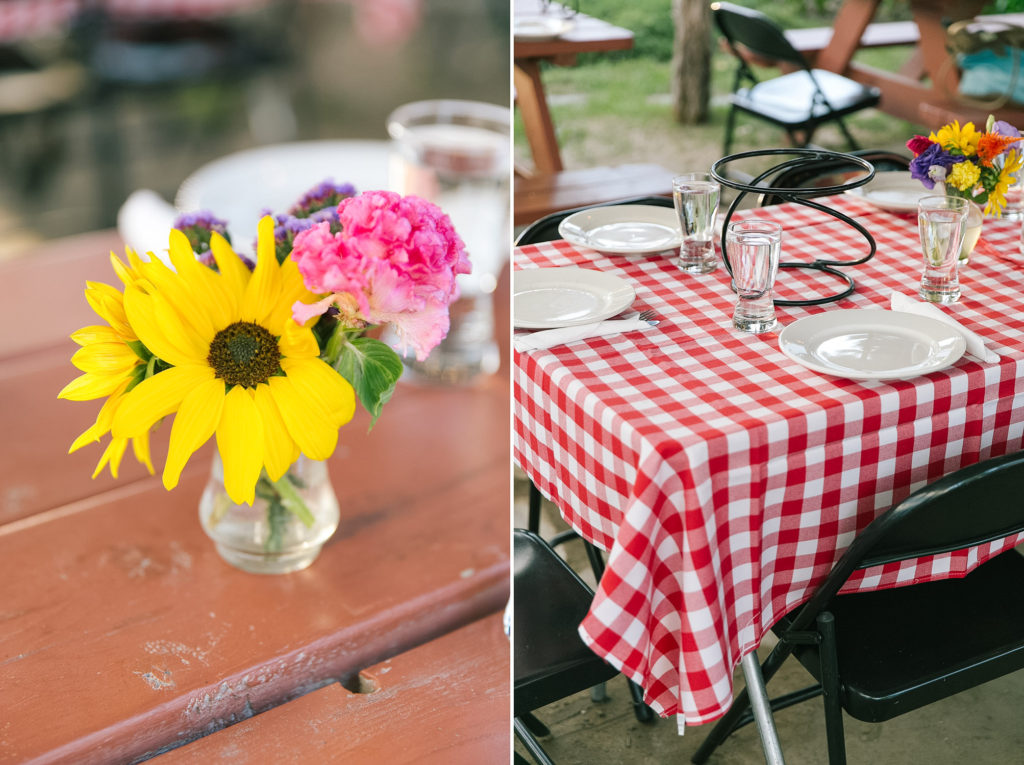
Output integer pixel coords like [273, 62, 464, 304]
[173, 211, 231, 260]
[909, 143, 963, 189]
[288, 180, 357, 219]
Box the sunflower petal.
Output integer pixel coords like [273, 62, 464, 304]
[123, 287, 204, 367]
[216, 386, 264, 505]
[163, 378, 225, 491]
[112, 364, 215, 438]
[282, 357, 356, 427]
[132, 430, 155, 474]
[59, 372, 126, 401]
[168, 229, 234, 331]
[240, 216, 281, 324]
[93, 438, 128, 479]
[70, 325, 122, 347]
[278, 321, 320, 360]
[210, 232, 249, 302]
[267, 375, 338, 461]
[253, 383, 296, 481]
[71, 343, 140, 374]
[133, 254, 218, 347]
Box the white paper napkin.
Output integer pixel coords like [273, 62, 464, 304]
[890, 291, 1000, 363]
[116, 189, 179, 266]
[514, 318, 653, 352]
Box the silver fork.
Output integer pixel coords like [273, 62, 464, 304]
[636, 310, 656, 322]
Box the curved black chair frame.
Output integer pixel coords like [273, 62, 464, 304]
[711, 148, 877, 307]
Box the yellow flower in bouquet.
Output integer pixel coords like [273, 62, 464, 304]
[907, 115, 1023, 216]
[59, 252, 153, 479]
[110, 217, 356, 505]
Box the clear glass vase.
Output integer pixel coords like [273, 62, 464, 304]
[198, 453, 340, 574]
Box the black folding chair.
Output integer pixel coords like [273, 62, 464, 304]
[692, 450, 1024, 765]
[514, 529, 622, 765]
[517, 200, 670, 724]
[711, 2, 881, 155]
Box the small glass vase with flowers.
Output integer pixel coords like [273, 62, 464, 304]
[59, 181, 470, 573]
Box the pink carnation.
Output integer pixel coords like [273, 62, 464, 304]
[290, 190, 470, 361]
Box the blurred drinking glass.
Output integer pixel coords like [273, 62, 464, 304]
[917, 195, 967, 304]
[672, 173, 720, 274]
[726, 219, 782, 333]
[387, 99, 510, 384]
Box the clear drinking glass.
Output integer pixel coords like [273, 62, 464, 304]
[672, 173, 721, 274]
[918, 195, 968, 304]
[387, 99, 510, 384]
[726, 219, 783, 333]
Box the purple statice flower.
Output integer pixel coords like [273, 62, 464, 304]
[909, 143, 963, 189]
[173, 211, 231, 258]
[288, 179, 357, 219]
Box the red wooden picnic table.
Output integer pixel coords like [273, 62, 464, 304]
[0, 230, 511, 763]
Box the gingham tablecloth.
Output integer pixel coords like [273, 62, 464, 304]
[513, 194, 1024, 731]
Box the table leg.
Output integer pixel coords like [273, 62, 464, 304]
[815, 0, 880, 74]
[514, 59, 564, 174]
[740, 652, 786, 765]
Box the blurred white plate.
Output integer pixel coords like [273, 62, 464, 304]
[514, 267, 635, 329]
[514, 16, 574, 41]
[779, 309, 966, 380]
[175, 140, 392, 251]
[846, 172, 931, 213]
[559, 205, 681, 255]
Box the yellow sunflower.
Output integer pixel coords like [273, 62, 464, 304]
[987, 149, 1024, 216]
[59, 250, 154, 479]
[931, 121, 981, 156]
[110, 216, 356, 505]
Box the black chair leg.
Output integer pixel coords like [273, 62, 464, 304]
[520, 711, 551, 738]
[817, 612, 847, 765]
[528, 481, 542, 534]
[628, 678, 655, 723]
[835, 116, 861, 151]
[723, 104, 738, 156]
[515, 716, 557, 765]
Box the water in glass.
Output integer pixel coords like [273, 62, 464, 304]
[673, 173, 720, 274]
[726, 219, 782, 333]
[918, 195, 967, 304]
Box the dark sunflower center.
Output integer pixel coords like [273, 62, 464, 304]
[208, 321, 281, 387]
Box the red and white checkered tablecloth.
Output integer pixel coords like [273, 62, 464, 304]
[513, 194, 1024, 730]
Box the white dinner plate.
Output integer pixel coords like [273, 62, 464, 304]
[558, 205, 682, 255]
[514, 16, 574, 41]
[845, 171, 931, 213]
[514, 267, 635, 329]
[778, 309, 966, 381]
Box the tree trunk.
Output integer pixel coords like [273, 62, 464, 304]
[671, 0, 712, 124]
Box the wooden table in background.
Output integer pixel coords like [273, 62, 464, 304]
[815, 0, 1024, 127]
[513, 0, 633, 174]
[0, 232, 511, 763]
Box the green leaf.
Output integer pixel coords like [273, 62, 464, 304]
[335, 337, 403, 427]
[125, 339, 152, 362]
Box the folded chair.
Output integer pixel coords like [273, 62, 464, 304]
[711, 2, 881, 155]
[692, 450, 1024, 765]
[514, 529, 622, 765]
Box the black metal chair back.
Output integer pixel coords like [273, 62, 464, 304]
[712, 1, 806, 70]
[513, 529, 620, 764]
